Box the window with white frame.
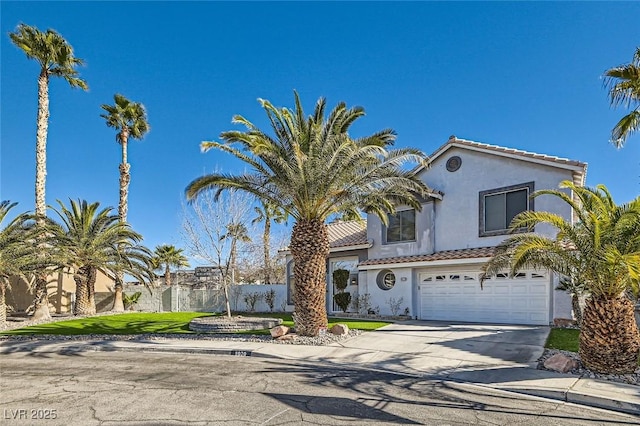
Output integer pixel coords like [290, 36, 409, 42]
[385, 209, 416, 243]
[479, 182, 534, 237]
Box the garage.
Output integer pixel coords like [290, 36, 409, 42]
[418, 269, 550, 325]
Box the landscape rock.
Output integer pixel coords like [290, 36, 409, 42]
[276, 333, 298, 341]
[270, 325, 290, 338]
[544, 353, 578, 373]
[330, 323, 349, 336]
[553, 318, 577, 328]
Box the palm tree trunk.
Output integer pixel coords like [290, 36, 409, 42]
[290, 219, 329, 337]
[580, 296, 640, 374]
[111, 275, 125, 312]
[165, 264, 171, 286]
[263, 219, 271, 284]
[32, 71, 52, 321]
[119, 163, 130, 222]
[571, 294, 583, 327]
[0, 280, 7, 325]
[73, 268, 90, 315]
[87, 267, 97, 315]
[35, 70, 49, 220]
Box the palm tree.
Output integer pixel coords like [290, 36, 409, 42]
[252, 201, 288, 284]
[152, 245, 190, 286]
[0, 202, 41, 324]
[100, 94, 150, 311]
[186, 92, 432, 336]
[49, 199, 154, 315]
[482, 181, 640, 374]
[221, 222, 251, 284]
[604, 47, 640, 148]
[9, 24, 88, 320]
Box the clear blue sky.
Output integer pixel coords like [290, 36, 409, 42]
[1, 1, 639, 259]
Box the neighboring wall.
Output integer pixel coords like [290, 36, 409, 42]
[421, 146, 575, 252]
[119, 283, 287, 313]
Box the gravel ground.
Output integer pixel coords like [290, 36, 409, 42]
[0, 313, 362, 345]
[537, 348, 640, 386]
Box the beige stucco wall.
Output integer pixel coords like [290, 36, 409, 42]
[6, 269, 115, 314]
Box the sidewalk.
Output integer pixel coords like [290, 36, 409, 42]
[1, 325, 638, 417]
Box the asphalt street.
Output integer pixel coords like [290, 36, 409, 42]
[0, 350, 637, 425]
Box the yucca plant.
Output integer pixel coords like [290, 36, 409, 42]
[482, 181, 640, 374]
[186, 91, 433, 336]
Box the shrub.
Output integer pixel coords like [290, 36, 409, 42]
[123, 292, 142, 311]
[356, 293, 372, 315]
[334, 292, 352, 313]
[243, 292, 263, 312]
[386, 297, 404, 316]
[264, 289, 276, 312]
[332, 269, 350, 292]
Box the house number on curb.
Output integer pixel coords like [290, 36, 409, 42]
[231, 350, 252, 357]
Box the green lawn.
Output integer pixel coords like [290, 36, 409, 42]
[1, 312, 390, 336]
[545, 328, 580, 352]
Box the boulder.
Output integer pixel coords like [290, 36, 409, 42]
[276, 333, 298, 341]
[270, 325, 290, 338]
[544, 353, 578, 373]
[330, 323, 349, 336]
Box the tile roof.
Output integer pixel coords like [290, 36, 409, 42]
[359, 246, 496, 266]
[429, 136, 587, 170]
[327, 220, 368, 248]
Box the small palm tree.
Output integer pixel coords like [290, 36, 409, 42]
[152, 245, 190, 286]
[186, 92, 432, 336]
[221, 222, 251, 284]
[0, 202, 41, 324]
[9, 23, 88, 320]
[101, 94, 150, 310]
[604, 47, 640, 148]
[49, 199, 154, 315]
[482, 181, 640, 374]
[252, 201, 288, 284]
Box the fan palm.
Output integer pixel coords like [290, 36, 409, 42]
[252, 201, 288, 284]
[482, 181, 640, 374]
[604, 47, 640, 148]
[100, 94, 150, 310]
[152, 245, 190, 286]
[48, 199, 154, 315]
[186, 92, 432, 336]
[9, 23, 88, 320]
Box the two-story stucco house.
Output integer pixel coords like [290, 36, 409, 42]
[284, 136, 587, 326]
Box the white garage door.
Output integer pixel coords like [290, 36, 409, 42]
[419, 269, 550, 325]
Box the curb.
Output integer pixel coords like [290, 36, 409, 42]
[2, 340, 637, 417]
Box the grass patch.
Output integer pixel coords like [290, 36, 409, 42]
[2, 312, 391, 336]
[545, 328, 579, 352]
[2, 312, 213, 336]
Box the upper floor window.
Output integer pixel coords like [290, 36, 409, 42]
[479, 182, 534, 237]
[386, 209, 416, 243]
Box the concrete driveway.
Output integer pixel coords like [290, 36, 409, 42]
[329, 320, 550, 377]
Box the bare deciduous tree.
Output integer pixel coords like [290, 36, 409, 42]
[181, 189, 253, 318]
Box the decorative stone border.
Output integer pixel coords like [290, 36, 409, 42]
[189, 316, 283, 333]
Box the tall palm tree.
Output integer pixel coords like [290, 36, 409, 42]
[152, 245, 190, 286]
[9, 24, 88, 320]
[221, 222, 251, 284]
[482, 181, 640, 374]
[0, 202, 42, 324]
[186, 92, 432, 336]
[100, 94, 150, 310]
[49, 199, 154, 315]
[252, 201, 288, 284]
[604, 47, 640, 148]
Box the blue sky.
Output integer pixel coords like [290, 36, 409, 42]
[1, 1, 639, 261]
